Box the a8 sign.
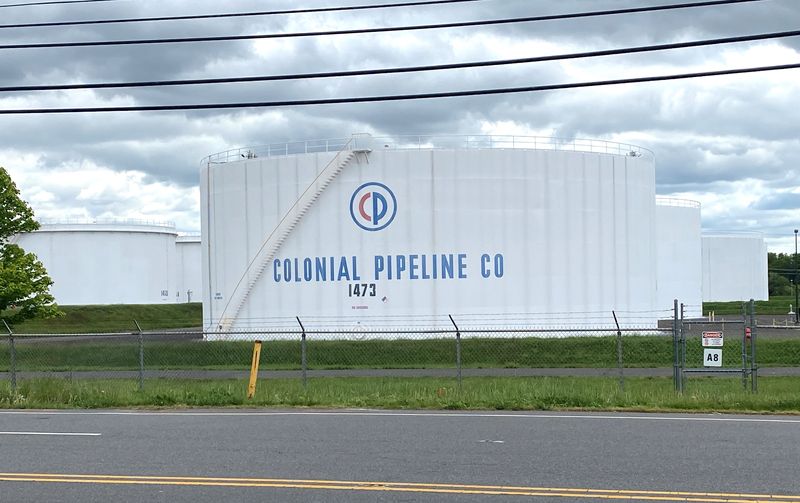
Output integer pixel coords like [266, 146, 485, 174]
[703, 348, 722, 367]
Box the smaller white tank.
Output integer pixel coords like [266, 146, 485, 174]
[656, 198, 702, 318]
[176, 234, 202, 303]
[701, 232, 768, 302]
[15, 219, 178, 305]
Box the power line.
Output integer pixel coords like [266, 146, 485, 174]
[0, 0, 763, 50]
[2, 29, 797, 92]
[1, 62, 797, 114]
[0, 0, 481, 28]
[0, 0, 121, 8]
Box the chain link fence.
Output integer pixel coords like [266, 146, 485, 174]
[1, 309, 670, 385]
[2, 304, 800, 404]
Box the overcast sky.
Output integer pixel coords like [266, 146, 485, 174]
[0, 0, 798, 252]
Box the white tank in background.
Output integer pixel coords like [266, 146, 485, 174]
[701, 232, 769, 302]
[15, 220, 178, 305]
[176, 234, 202, 303]
[656, 198, 702, 318]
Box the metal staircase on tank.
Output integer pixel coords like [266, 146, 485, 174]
[217, 140, 371, 332]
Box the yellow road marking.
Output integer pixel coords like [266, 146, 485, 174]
[0, 473, 798, 502]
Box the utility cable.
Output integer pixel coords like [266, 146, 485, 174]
[0, 0, 481, 28]
[0, 0, 764, 50]
[1, 29, 796, 92]
[1, 62, 797, 114]
[0, 0, 122, 8]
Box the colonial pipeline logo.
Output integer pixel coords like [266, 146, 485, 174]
[349, 182, 397, 231]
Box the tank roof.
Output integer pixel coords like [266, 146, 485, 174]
[655, 197, 701, 209]
[702, 231, 765, 239]
[35, 218, 177, 234]
[202, 133, 653, 164]
[177, 234, 201, 243]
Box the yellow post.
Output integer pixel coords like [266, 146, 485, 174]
[247, 340, 263, 400]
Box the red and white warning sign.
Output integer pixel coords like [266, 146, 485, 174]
[702, 331, 723, 347]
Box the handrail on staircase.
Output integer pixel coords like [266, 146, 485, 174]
[214, 138, 364, 330]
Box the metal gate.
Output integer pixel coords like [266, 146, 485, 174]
[673, 299, 758, 393]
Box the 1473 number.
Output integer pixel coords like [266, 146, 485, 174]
[348, 283, 376, 297]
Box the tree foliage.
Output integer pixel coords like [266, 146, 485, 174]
[768, 272, 792, 297]
[768, 252, 799, 297]
[0, 166, 61, 326]
[0, 167, 39, 243]
[0, 243, 61, 324]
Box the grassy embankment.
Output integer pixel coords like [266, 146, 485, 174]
[703, 296, 795, 316]
[1, 376, 799, 412]
[9, 303, 202, 333]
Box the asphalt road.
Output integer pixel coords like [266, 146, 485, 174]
[1, 409, 800, 502]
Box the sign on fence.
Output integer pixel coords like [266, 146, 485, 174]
[679, 300, 757, 393]
[704, 348, 722, 367]
[702, 331, 723, 347]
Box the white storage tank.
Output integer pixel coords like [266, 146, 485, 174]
[656, 197, 702, 318]
[15, 220, 178, 305]
[701, 232, 768, 302]
[201, 134, 659, 335]
[176, 234, 202, 303]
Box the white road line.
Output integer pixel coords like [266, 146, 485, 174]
[0, 410, 799, 424]
[0, 432, 101, 437]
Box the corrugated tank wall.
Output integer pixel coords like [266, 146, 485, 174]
[202, 141, 658, 334]
[15, 221, 178, 305]
[702, 233, 769, 302]
[176, 235, 202, 303]
[656, 198, 702, 318]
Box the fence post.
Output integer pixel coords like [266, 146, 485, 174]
[296, 316, 307, 389]
[3, 320, 16, 395]
[134, 320, 144, 392]
[749, 299, 758, 393]
[448, 315, 461, 391]
[672, 300, 679, 392]
[680, 302, 687, 392]
[741, 301, 748, 391]
[612, 310, 624, 393]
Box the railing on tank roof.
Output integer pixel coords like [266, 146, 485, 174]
[655, 196, 701, 209]
[37, 218, 176, 229]
[702, 230, 765, 238]
[201, 134, 654, 164]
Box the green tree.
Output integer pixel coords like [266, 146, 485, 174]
[768, 252, 799, 297]
[768, 272, 792, 297]
[0, 167, 61, 325]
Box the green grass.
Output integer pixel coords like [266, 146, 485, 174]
[2, 335, 799, 371]
[9, 303, 202, 334]
[1, 376, 799, 412]
[703, 296, 795, 316]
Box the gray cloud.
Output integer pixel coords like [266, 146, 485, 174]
[751, 192, 800, 210]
